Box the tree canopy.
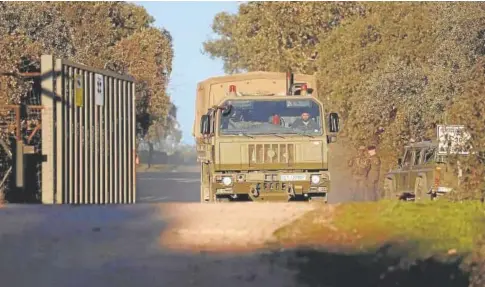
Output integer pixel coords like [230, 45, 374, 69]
[0, 1, 176, 139]
[204, 2, 485, 195]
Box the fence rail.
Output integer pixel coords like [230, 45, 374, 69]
[41, 55, 136, 204]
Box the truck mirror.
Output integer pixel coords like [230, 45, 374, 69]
[221, 104, 232, 117]
[200, 115, 211, 135]
[329, 113, 340, 133]
[327, 135, 337, 143]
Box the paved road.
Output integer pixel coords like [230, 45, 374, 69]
[0, 204, 291, 287]
[0, 204, 468, 287]
[136, 171, 200, 203]
[0, 171, 467, 286]
[135, 170, 348, 204]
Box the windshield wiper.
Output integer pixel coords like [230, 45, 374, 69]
[269, 133, 285, 138]
[296, 131, 314, 138]
[237, 133, 254, 138]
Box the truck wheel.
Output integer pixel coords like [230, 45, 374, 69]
[215, 196, 230, 203]
[414, 177, 430, 201]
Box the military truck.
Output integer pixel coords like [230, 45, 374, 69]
[383, 125, 472, 201]
[193, 71, 340, 203]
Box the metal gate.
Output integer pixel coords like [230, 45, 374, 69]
[40, 55, 136, 204]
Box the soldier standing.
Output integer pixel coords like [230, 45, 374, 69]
[367, 145, 381, 201]
[348, 146, 371, 201]
[147, 142, 154, 169]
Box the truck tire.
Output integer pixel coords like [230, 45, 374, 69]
[215, 197, 230, 203]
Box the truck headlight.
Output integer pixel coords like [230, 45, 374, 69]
[310, 175, 321, 184]
[222, 177, 233, 186]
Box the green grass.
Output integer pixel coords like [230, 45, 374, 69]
[274, 200, 485, 258]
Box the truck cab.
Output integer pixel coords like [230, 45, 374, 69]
[194, 72, 340, 203]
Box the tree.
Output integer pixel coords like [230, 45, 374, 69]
[0, 2, 174, 138]
[204, 2, 485, 196]
[447, 62, 485, 198]
[203, 1, 365, 74]
[108, 26, 173, 137]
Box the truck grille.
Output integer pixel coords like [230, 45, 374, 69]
[248, 143, 295, 165]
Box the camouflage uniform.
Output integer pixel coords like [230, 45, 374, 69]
[348, 146, 371, 201]
[367, 152, 381, 201]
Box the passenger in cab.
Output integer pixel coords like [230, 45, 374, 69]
[291, 112, 319, 131]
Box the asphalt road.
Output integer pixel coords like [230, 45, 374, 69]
[0, 204, 292, 287]
[135, 170, 350, 204]
[136, 171, 200, 203]
[0, 171, 468, 286]
[0, 204, 468, 287]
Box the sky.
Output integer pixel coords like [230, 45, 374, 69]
[137, 1, 240, 145]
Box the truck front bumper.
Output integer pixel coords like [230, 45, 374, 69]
[211, 171, 330, 201]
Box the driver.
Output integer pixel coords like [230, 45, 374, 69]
[222, 105, 246, 130]
[229, 108, 243, 122]
[291, 112, 319, 131]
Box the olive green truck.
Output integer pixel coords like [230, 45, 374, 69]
[192, 71, 340, 203]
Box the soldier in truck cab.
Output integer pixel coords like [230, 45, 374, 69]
[291, 112, 319, 131]
[221, 105, 244, 130]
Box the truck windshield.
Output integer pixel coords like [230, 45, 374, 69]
[219, 99, 322, 135]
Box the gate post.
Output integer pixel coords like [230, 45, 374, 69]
[41, 55, 56, 204]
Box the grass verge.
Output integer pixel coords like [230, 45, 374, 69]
[273, 200, 485, 258]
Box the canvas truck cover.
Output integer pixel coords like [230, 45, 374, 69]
[192, 71, 317, 139]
